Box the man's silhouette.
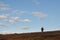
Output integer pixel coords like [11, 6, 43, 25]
[41, 27, 44, 32]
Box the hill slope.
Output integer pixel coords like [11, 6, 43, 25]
[0, 31, 60, 40]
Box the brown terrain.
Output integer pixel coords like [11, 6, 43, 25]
[0, 30, 60, 40]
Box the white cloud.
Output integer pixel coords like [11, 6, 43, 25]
[12, 10, 27, 14]
[23, 19, 31, 23]
[0, 15, 7, 20]
[0, 11, 31, 24]
[21, 26, 30, 30]
[3, 16, 31, 24]
[0, 15, 9, 22]
[32, 11, 48, 19]
[12, 10, 19, 14]
[0, 7, 9, 11]
[9, 17, 20, 24]
[20, 11, 27, 13]
[32, 0, 40, 6]
[0, 2, 10, 11]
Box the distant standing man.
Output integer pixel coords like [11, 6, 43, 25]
[41, 27, 44, 32]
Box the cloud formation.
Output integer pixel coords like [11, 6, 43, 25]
[0, 15, 31, 24]
[0, 2, 10, 11]
[0, 8, 31, 24]
[32, 0, 40, 6]
[32, 11, 48, 19]
[23, 19, 31, 23]
[8, 17, 31, 24]
[0, 15, 7, 20]
[8, 17, 20, 24]
[12, 10, 27, 14]
[21, 26, 30, 30]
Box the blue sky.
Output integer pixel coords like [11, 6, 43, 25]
[0, 0, 60, 34]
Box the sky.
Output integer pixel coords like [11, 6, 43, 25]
[0, 0, 60, 34]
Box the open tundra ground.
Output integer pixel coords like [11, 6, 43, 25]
[0, 31, 60, 40]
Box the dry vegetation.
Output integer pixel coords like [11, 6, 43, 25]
[0, 31, 60, 40]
